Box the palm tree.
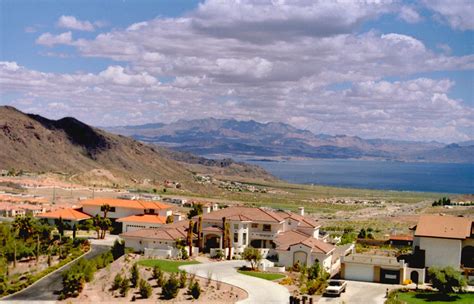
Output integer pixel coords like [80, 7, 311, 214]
[225, 222, 231, 260]
[197, 216, 203, 252]
[187, 220, 194, 257]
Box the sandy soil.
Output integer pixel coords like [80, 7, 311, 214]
[66, 254, 247, 303]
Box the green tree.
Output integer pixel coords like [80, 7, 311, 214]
[12, 215, 35, 239]
[162, 274, 179, 299]
[111, 239, 125, 260]
[187, 203, 203, 219]
[166, 215, 174, 224]
[130, 263, 140, 288]
[307, 262, 321, 280]
[242, 247, 262, 270]
[429, 266, 466, 294]
[138, 279, 152, 298]
[197, 216, 203, 252]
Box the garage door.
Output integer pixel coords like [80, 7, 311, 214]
[344, 263, 374, 282]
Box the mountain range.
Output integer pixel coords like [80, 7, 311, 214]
[106, 118, 474, 164]
[0, 106, 274, 188]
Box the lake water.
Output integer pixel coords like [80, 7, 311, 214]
[244, 159, 473, 194]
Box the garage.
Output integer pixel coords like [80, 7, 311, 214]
[380, 268, 400, 284]
[343, 263, 374, 282]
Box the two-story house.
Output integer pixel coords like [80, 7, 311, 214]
[412, 214, 473, 270]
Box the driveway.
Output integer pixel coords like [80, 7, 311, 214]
[180, 260, 290, 304]
[2, 244, 110, 302]
[318, 281, 400, 304]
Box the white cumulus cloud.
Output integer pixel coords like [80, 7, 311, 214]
[57, 15, 95, 31]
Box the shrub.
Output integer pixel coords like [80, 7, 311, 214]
[139, 279, 152, 299]
[162, 274, 179, 299]
[307, 263, 320, 280]
[181, 247, 189, 260]
[304, 278, 327, 295]
[242, 247, 262, 270]
[112, 273, 122, 290]
[189, 281, 201, 299]
[120, 277, 130, 297]
[179, 271, 187, 288]
[428, 266, 466, 293]
[61, 271, 85, 298]
[111, 239, 125, 260]
[130, 263, 140, 288]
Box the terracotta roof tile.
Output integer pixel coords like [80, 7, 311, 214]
[275, 230, 335, 254]
[415, 215, 473, 239]
[117, 214, 167, 224]
[277, 211, 320, 228]
[37, 208, 91, 221]
[120, 220, 188, 241]
[81, 198, 171, 210]
[197, 206, 284, 223]
[389, 235, 413, 241]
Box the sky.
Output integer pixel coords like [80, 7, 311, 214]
[0, 0, 473, 143]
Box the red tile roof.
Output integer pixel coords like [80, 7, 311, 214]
[37, 208, 91, 221]
[120, 220, 188, 241]
[198, 206, 285, 223]
[275, 230, 335, 254]
[117, 214, 167, 224]
[277, 211, 320, 228]
[81, 198, 171, 210]
[415, 215, 473, 240]
[389, 235, 413, 241]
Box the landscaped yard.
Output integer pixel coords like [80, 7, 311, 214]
[237, 270, 286, 281]
[137, 259, 200, 273]
[392, 291, 474, 303]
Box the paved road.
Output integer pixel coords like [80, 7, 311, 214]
[2, 245, 110, 302]
[318, 281, 400, 304]
[180, 260, 290, 304]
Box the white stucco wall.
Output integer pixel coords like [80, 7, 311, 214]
[418, 237, 462, 269]
[121, 221, 163, 232]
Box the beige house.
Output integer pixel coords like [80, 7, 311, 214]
[412, 214, 473, 270]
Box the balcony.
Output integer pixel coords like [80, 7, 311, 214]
[250, 231, 277, 240]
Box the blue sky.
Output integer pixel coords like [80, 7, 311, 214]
[0, 0, 473, 142]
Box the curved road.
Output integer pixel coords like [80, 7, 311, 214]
[180, 260, 290, 304]
[2, 245, 110, 302]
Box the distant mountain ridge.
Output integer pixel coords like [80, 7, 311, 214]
[107, 118, 474, 164]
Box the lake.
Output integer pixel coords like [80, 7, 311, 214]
[244, 159, 474, 194]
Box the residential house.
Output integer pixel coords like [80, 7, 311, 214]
[411, 214, 473, 270]
[37, 208, 92, 227]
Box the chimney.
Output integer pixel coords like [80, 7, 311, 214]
[298, 206, 305, 216]
[173, 213, 182, 222]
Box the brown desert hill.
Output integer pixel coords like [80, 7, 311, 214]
[0, 106, 197, 186]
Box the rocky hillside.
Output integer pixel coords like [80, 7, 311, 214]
[0, 107, 274, 187]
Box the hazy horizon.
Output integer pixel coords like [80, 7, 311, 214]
[1, 0, 473, 143]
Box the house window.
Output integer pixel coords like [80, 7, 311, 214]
[243, 233, 247, 245]
[234, 233, 238, 243]
[251, 223, 258, 228]
[234, 224, 239, 230]
[145, 209, 155, 214]
[263, 224, 271, 232]
[243, 224, 248, 229]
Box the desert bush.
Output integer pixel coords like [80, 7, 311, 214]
[120, 277, 130, 297]
[179, 271, 187, 288]
[112, 273, 122, 290]
[162, 274, 179, 299]
[189, 281, 201, 299]
[130, 263, 140, 288]
[139, 279, 152, 299]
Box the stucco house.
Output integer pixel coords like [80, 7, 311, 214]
[37, 208, 92, 227]
[411, 214, 473, 270]
[120, 205, 335, 270]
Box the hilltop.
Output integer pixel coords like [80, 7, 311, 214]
[0, 106, 274, 188]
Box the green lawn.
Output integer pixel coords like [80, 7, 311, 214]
[237, 270, 286, 281]
[137, 259, 200, 273]
[394, 291, 474, 303]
